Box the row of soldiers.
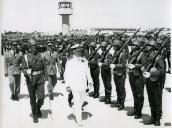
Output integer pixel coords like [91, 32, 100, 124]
[3, 28, 171, 125]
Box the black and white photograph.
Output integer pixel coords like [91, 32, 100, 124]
[0, 0, 171, 127]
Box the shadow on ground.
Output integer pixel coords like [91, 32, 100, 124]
[67, 111, 93, 122]
[45, 92, 64, 98]
[124, 106, 133, 113]
[29, 109, 52, 119]
[18, 94, 30, 99]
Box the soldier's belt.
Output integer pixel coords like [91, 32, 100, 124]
[32, 70, 43, 76]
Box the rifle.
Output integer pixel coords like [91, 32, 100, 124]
[98, 30, 127, 62]
[151, 27, 164, 41]
[81, 30, 102, 56]
[129, 28, 164, 64]
[111, 28, 141, 64]
[144, 37, 170, 73]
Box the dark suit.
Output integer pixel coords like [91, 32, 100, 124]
[43, 51, 61, 94]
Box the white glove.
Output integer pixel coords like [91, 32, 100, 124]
[128, 64, 135, 69]
[26, 69, 32, 75]
[98, 62, 102, 67]
[141, 67, 145, 71]
[110, 64, 116, 69]
[143, 72, 151, 78]
[44, 81, 49, 86]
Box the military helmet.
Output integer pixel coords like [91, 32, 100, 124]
[100, 41, 108, 47]
[131, 41, 141, 48]
[112, 40, 122, 47]
[47, 41, 53, 46]
[28, 38, 37, 46]
[146, 40, 158, 49]
[89, 42, 96, 47]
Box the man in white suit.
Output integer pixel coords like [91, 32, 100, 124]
[64, 44, 93, 126]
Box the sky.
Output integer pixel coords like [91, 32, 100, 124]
[0, 0, 171, 33]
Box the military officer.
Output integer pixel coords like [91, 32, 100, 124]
[110, 40, 127, 110]
[4, 41, 23, 101]
[21, 38, 48, 123]
[88, 42, 101, 98]
[127, 41, 146, 118]
[98, 41, 112, 104]
[143, 40, 165, 126]
[43, 41, 61, 100]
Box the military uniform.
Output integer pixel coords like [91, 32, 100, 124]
[4, 43, 23, 100]
[88, 42, 101, 98]
[99, 41, 112, 104]
[127, 41, 146, 118]
[143, 41, 165, 126]
[21, 39, 48, 123]
[43, 45, 61, 100]
[111, 40, 127, 110]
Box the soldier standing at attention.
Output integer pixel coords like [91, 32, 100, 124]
[110, 40, 127, 110]
[21, 38, 48, 123]
[88, 42, 101, 98]
[43, 41, 61, 100]
[98, 41, 112, 104]
[143, 40, 165, 126]
[4, 41, 23, 101]
[127, 41, 146, 118]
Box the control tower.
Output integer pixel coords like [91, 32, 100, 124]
[58, 0, 73, 35]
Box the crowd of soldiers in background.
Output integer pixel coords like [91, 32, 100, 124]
[1, 28, 171, 125]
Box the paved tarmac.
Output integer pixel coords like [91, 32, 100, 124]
[0, 56, 171, 128]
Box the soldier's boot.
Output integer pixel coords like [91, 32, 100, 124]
[135, 111, 142, 119]
[13, 95, 19, 101]
[36, 106, 42, 118]
[89, 92, 95, 97]
[93, 92, 99, 98]
[154, 113, 161, 126]
[127, 107, 136, 116]
[105, 96, 111, 104]
[118, 100, 125, 111]
[36, 99, 44, 118]
[135, 99, 143, 119]
[32, 107, 38, 123]
[33, 115, 38, 123]
[144, 112, 155, 125]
